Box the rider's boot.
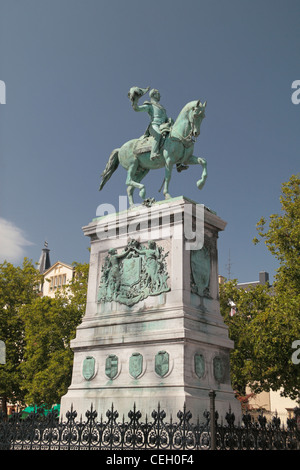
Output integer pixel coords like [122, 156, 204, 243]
[150, 136, 161, 160]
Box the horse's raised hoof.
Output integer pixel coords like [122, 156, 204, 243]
[197, 176, 207, 190]
[139, 187, 146, 199]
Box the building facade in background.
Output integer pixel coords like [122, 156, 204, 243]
[37, 242, 74, 297]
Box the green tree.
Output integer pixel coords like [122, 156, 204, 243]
[62, 261, 89, 309]
[20, 297, 79, 405]
[219, 279, 271, 396]
[254, 174, 300, 295]
[0, 258, 41, 412]
[20, 262, 89, 406]
[246, 292, 300, 400]
[251, 174, 300, 400]
[220, 174, 300, 401]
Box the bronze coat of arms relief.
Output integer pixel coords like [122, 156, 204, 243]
[97, 239, 170, 307]
[82, 356, 96, 381]
[129, 352, 143, 379]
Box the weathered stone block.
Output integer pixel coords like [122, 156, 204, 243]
[60, 197, 241, 421]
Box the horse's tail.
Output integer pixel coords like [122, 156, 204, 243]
[99, 149, 119, 190]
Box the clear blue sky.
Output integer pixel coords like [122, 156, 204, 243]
[0, 0, 299, 284]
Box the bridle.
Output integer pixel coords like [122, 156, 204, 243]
[171, 107, 204, 148]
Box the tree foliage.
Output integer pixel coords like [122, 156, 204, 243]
[0, 259, 88, 410]
[0, 259, 41, 408]
[20, 296, 81, 406]
[20, 262, 89, 406]
[219, 280, 272, 396]
[221, 174, 300, 401]
[254, 174, 300, 294]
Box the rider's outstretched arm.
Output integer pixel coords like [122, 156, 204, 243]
[132, 101, 150, 113]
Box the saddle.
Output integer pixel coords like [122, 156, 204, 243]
[132, 134, 189, 173]
[133, 136, 153, 156]
[133, 120, 173, 156]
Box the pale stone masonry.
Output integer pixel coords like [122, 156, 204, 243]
[60, 197, 242, 421]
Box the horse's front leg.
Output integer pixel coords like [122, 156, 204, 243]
[163, 158, 173, 199]
[186, 155, 207, 189]
[126, 161, 146, 205]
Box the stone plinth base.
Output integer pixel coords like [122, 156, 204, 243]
[60, 197, 242, 421]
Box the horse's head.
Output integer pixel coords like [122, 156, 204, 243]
[188, 100, 206, 138]
[172, 100, 207, 141]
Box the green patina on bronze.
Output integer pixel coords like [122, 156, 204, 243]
[213, 356, 225, 383]
[98, 239, 170, 307]
[82, 356, 96, 381]
[105, 354, 118, 380]
[129, 353, 143, 379]
[99, 86, 207, 206]
[194, 353, 205, 379]
[190, 245, 211, 297]
[155, 350, 169, 377]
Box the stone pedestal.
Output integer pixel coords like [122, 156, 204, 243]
[60, 196, 241, 421]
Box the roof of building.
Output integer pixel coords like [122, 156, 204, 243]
[37, 241, 51, 274]
[43, 260, 74, 276]
[237, 271, 271, 289]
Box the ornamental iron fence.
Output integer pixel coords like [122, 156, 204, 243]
[0, 398, 299, 451]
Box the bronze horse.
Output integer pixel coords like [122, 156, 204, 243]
[100, 100, 207, 206]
